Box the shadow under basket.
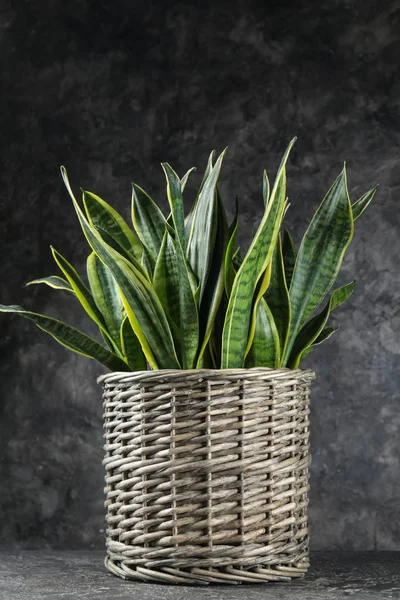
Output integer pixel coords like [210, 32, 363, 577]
[99, 367, 315, 585]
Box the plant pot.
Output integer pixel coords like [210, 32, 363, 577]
[99, 367, 315, 584]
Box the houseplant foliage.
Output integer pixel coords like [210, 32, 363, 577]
[0, 139, 377, 371]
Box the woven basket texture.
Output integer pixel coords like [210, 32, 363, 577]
[99, 367, 315, 584]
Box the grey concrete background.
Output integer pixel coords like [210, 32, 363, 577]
[0, 0, 399, 550]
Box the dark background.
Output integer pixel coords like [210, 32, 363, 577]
[1, 0, 399, 550]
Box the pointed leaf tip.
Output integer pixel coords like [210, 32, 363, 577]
[0, 304, 128, 371]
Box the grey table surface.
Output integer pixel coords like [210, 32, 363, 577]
[0, 551, 399, 600]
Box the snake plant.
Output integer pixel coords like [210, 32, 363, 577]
[0, 139, 377, 371]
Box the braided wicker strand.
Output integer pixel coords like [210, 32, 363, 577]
[99, 367, 315, 585]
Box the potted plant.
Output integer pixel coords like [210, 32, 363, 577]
[0, 138, 376, 584]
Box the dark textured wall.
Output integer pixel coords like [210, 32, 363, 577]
[0, 0, 399, 550]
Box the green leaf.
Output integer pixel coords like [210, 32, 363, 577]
[208, 273, 230, 370]
[153, 230, 182, 354]
[174, 255, 199, 368]
[161, 163, 187, 252]
[244, 261, 273, 358]
[224, 200, 239, 297]
[301, 326, 339, 360]
[180, 167, 196, 191]
[245, 298, 280, 368]
[263, 170, 270, 206]
[63, 176, 181, 370]
[186, 149, 227, 302]
[185, 151, 215, 239]
[196, 188, 229, 368]
[283, 166, 354, 364]
[288, 281, 355, 368]
[82, 189, 143, 260]
[232, 246, 242, 271]
[26, 276, 74, 293]
[51, 247, 107, 334]
[221, 138, 296, 368]
[196, 342, 215, 369]
[282, 229, 297, 288]
[60, 166, 144, 267]
[86, 252, 125, 347]
[352, 186, 378, 221]
[161, 164, 199, 368]
[131, 183, 166, 266]
[153, 228, 198, 369]
[265, 233, 291, 357]
[314, 325, 339, 344]
[0, 305, 128, 371]
[140, 248, 154, 279]
[94, 226, 149, 279]
[120, 315, 146, 370]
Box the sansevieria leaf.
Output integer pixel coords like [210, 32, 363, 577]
[282, 229, 297, 289]
[186, 149, 227, 302]
[81, 188, 143, 260]
[287, 281, 355, 368]
[265, 233, 291, 354]
[0, 305, 128, 371]
[94, 226, 148, 279]
[283, 167, 354, 363]
[221, 138, 296, 368]
[169, 240, 198, 369]
[140, 248, 154, 279]
[162, 165, 199, 369]
[120, 315, 146, 370]
[232, 247, 242, 271]
[153, 229, 183, 355]
[85, 227, 180, 370]
[51, 247, 107, 335]
[245, 261, 273, 358]
[161, 163, 187, 252]
[131, 184, 166, 267]
[301, 326, 339, 360]
[185, 151, 215, 239]
[352, 186, 378, 221]
[263, 170, 270, 206]
[245, 298, 280, 368]
[224, 200, 239, 297]
[26, 276, 74, 293]
[87, 252, 125, 347]
[180, 167, 196, 191]
[196, 189, 229, 368]
[62, 170, 181, 370]
[60, 166, 144, 268]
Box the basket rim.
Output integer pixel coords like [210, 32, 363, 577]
[97, 366, 316, 385]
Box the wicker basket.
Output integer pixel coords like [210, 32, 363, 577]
[99, 367, 315, 585]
